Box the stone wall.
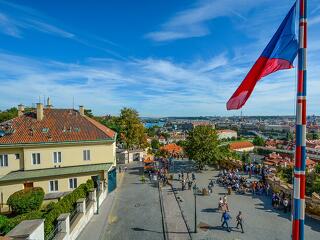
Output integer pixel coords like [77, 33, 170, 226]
[266, 175, 320, 219]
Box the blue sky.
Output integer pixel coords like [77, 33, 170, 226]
[0, 0, 319, 116]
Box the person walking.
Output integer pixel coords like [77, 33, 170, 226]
[236, 211, 244, 233]
[283, 198, 289, 213]
[221, 210, 232, 232]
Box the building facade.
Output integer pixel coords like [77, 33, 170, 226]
[0, 103, 116, 211]
[217, 130, 238, 140]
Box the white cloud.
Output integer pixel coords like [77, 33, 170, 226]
[146, 0, 268, 42]
[0, 13, 21, 37]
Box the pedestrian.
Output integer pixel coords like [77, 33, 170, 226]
[221, 210, 232, 232]
[192, 172, 196, 181]
[236, 211, 244, 233]
[208, 184, 212, 195]
[219, 197, 223, 210]
[266, 183, 270, 196]
[283, 198, 289, 213]
[188, 180, 192, 190]
[223, 194, 228, 204]
[272, 193, 276, 207]
[178, 173, 181, 180]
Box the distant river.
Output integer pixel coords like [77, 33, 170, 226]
[144, 121, 165, 128]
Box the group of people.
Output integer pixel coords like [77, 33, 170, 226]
[221, 210, 244, 233]
[218, 168, 272, 197]
[178, 171, 196, 191]
[272, 191, 291, 213]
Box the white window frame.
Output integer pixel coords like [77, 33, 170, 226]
[83, 150, 91, 161]
[15, 153, 20, 160]
[0, 154, 8, 167]
[31, 153, 40, 165]
[69, 178, 78, 189]
[53, 152, 62, 164]
[49, 180, 59, 192]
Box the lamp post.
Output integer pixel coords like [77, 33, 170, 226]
[192, 184, 198, 233]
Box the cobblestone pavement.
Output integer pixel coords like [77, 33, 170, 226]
[171, 161, 320, 240]
[102, 162, 164, 240]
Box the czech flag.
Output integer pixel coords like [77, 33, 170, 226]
[227, 3, 298, 110]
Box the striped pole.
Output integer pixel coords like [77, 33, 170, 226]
[293, 0, 307, 239]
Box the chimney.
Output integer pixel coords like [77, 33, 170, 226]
[18, 104, 25, 117]
[79, 105, 85, 116]
[36, 103, 44, 121]
[46, 97, 52, 109]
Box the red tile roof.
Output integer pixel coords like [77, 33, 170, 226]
[0, 109, 115, 145]
[160, 143, 183, 153]
[229, 141, 254, 150]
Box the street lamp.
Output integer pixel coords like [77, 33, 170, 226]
[192, 184, 198, 233]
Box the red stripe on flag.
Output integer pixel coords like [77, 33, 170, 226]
[295, 146, 302, 168]
[292, 219, 300, 240]
[300, 175, 306, 199]
[297, 70, 304, 92]
[302, 99, 306, 124]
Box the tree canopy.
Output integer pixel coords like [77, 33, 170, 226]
[0, 107, 18, 123]
[252, 136, 265, 146]
[118, 107, 147, 149]
[185, 125, 220, 169]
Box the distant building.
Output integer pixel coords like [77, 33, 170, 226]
[191, 121, 215, 129]
[0, 102, 117, 211]
[116, 148, 146, 164]
[217, 130, 237, 140]
[159, 135, 167, 145]
[229, 141, 254, 152]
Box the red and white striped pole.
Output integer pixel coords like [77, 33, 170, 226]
[292, 0, 307, 239]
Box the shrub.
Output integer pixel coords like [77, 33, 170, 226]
[44, 179, 94, 236]
[0, 211, 43, 235]
[7, 187, 45, 215]
[0, 215, 8, 235]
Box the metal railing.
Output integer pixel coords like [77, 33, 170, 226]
[69, 207, 78, 226]
[85, 196, 91, 210]
[158, 181, 169, 240]
[45, 221, 61, 240]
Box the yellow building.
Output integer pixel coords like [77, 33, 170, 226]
[0, 102, 117, 211]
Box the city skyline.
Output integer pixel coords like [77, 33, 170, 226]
[0, 0, 319, 117]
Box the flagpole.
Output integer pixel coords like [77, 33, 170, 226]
[293, 0, 307, 239]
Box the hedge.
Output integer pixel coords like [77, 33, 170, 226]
[1, 179, 94, 237]
[0, 211, 43, 235]
[0, 215, 8, 235]
[7, 187, 45, 215]
[44, 179, 94, 236]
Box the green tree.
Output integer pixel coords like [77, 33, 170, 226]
[146, 126, 159, 137]
[252, 136, 265, 146]
[84, 109, 94, 118]
[151, 139, 160, 149]
[0, 107, 18, 123]
[118, 108, 147, 153]
[185, 126, 219, 169]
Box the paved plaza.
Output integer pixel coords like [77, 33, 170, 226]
[102, 162, 164, 240]
[171, 161, 320, 240]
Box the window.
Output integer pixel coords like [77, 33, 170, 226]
[53, 152, 62, 164]
[15, 153, 20, 160]
[69, 178, 78, 189]
[83, 150, 90, 161]
[0, 154, 8, 167]
[32, 153, 40, 165]
[49, 180, 58, 192]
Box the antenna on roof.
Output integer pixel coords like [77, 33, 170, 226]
[72, 96, 75, 110]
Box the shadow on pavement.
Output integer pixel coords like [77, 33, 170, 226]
[132, 227, 188, 234]
[201, 208, 219, 213]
